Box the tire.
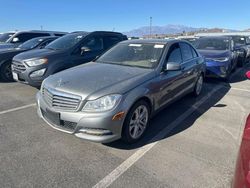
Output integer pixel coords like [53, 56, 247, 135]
[122, 100, 150, 144]
[238, 52, 246, 67]
[192, 74, 203, 97]
[0, 61, 14, 82]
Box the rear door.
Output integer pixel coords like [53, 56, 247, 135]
[179, 42, 197, 91]
[71, 35, 105, 66]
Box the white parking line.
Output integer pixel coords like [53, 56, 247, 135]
[230, 87, 250, 93]
[93, 85, 223, 188]
[0, 103, 36, 115]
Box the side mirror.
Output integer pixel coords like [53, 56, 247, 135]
[165, 62, 181, 71]
[81, 46, 91, 55]
[246, 71, 250, 79]
[12, 37, 19, 43]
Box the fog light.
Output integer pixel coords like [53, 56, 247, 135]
[78, 128, 112, 136]
[30, 68, 46, 78]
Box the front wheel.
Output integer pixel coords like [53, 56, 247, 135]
[193, 74, 203, 97]
[122, 100, 150, 144]
[0, 62, 14, 82]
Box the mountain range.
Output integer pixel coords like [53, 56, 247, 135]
[123, 24, 239, 37]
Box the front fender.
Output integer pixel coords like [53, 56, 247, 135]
[121, 85, 155, 117]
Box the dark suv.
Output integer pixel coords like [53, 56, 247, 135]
[0, 36, 58, 81]
[12, 31, 127, 87]
[0, 30, 66, 50]
[230, 35, 250, 67]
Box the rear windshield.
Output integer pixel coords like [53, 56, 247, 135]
[45, 33, 87, 50]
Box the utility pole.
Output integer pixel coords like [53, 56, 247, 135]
[149, 16, 152, 39]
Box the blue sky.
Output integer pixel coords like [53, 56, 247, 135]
[0, 0, 250, 32]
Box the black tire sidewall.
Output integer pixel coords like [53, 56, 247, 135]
[0, 61, 13, 82]
[122, 100, 150, 144]
[193, 74, 203, 97]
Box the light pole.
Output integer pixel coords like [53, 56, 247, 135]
[149, 16, 152, 38]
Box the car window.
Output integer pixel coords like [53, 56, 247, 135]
[104, 36, 121, 49]
[166, 43, 182, 64]
[83, 37, 104, 51]
[180, 43, 193, 61]
[11, 33, 50, 43]
[39, 39, 54, 48]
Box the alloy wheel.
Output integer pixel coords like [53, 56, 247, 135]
[129, 105, 149, 139]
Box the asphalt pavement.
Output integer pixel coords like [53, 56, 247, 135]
[0, 65, 249, 188]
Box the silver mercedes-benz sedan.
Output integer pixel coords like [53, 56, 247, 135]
[36, 39, 205, 144]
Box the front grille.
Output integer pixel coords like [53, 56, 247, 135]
[42, 87, 81, 111]
[12, 60, 26, 73]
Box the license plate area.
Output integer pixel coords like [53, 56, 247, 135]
[12, 72, 19, 81]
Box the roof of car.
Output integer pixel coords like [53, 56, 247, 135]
[120, 39, 180, 44]
[71, 31, 126, 36]
[199, 36, 232, 40]
[34, 36, 59, 40]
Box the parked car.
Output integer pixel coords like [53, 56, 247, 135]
[0, 31, 15, 43]
[0, 30, 66, 50]
[233, 114, 250, 188]
[0, 36, 58, 81]
[12, 31, 127, 87]
[36, 39, 205, 144]
[230, 35, 250, 67]
[233, 71, 250, 188]
[177, 36, 199, 45]
[195, 36, 238, 80]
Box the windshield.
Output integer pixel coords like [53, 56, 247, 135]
[18, 37, 44, 49]
[233, 36, 246, 46]
[0, 32, 14, 43]
[45, 33, 87, 50]
[97, 43, 165, 68]
[196, 38, 230, 50]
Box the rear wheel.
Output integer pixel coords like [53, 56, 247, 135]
[193, 74, 203, 97]
[0, 61, 14, 82]
[122, 100, 150, 144]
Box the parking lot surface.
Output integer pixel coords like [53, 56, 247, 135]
[0, 65, 250, 188]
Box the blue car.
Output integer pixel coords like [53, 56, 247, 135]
[196, 36, 238, 80]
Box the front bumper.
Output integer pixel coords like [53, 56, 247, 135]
[36, 92, 125, 143]
[205, 60, 230, 78]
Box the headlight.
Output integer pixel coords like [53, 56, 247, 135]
[211, 57, 229, 62]
[82, 94, 122, 112]
[25, 58, 48, 67]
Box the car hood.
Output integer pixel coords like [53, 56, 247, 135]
[13, 48, 65, 61]
[0, 48, 27, 60]
[43, 62, 156, 100]
[0, 48, 26, 54]
[197, 49, 230, 59]
[0, 43, 15, 49]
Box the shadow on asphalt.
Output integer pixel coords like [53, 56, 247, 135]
[105, 81, 231, 150]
